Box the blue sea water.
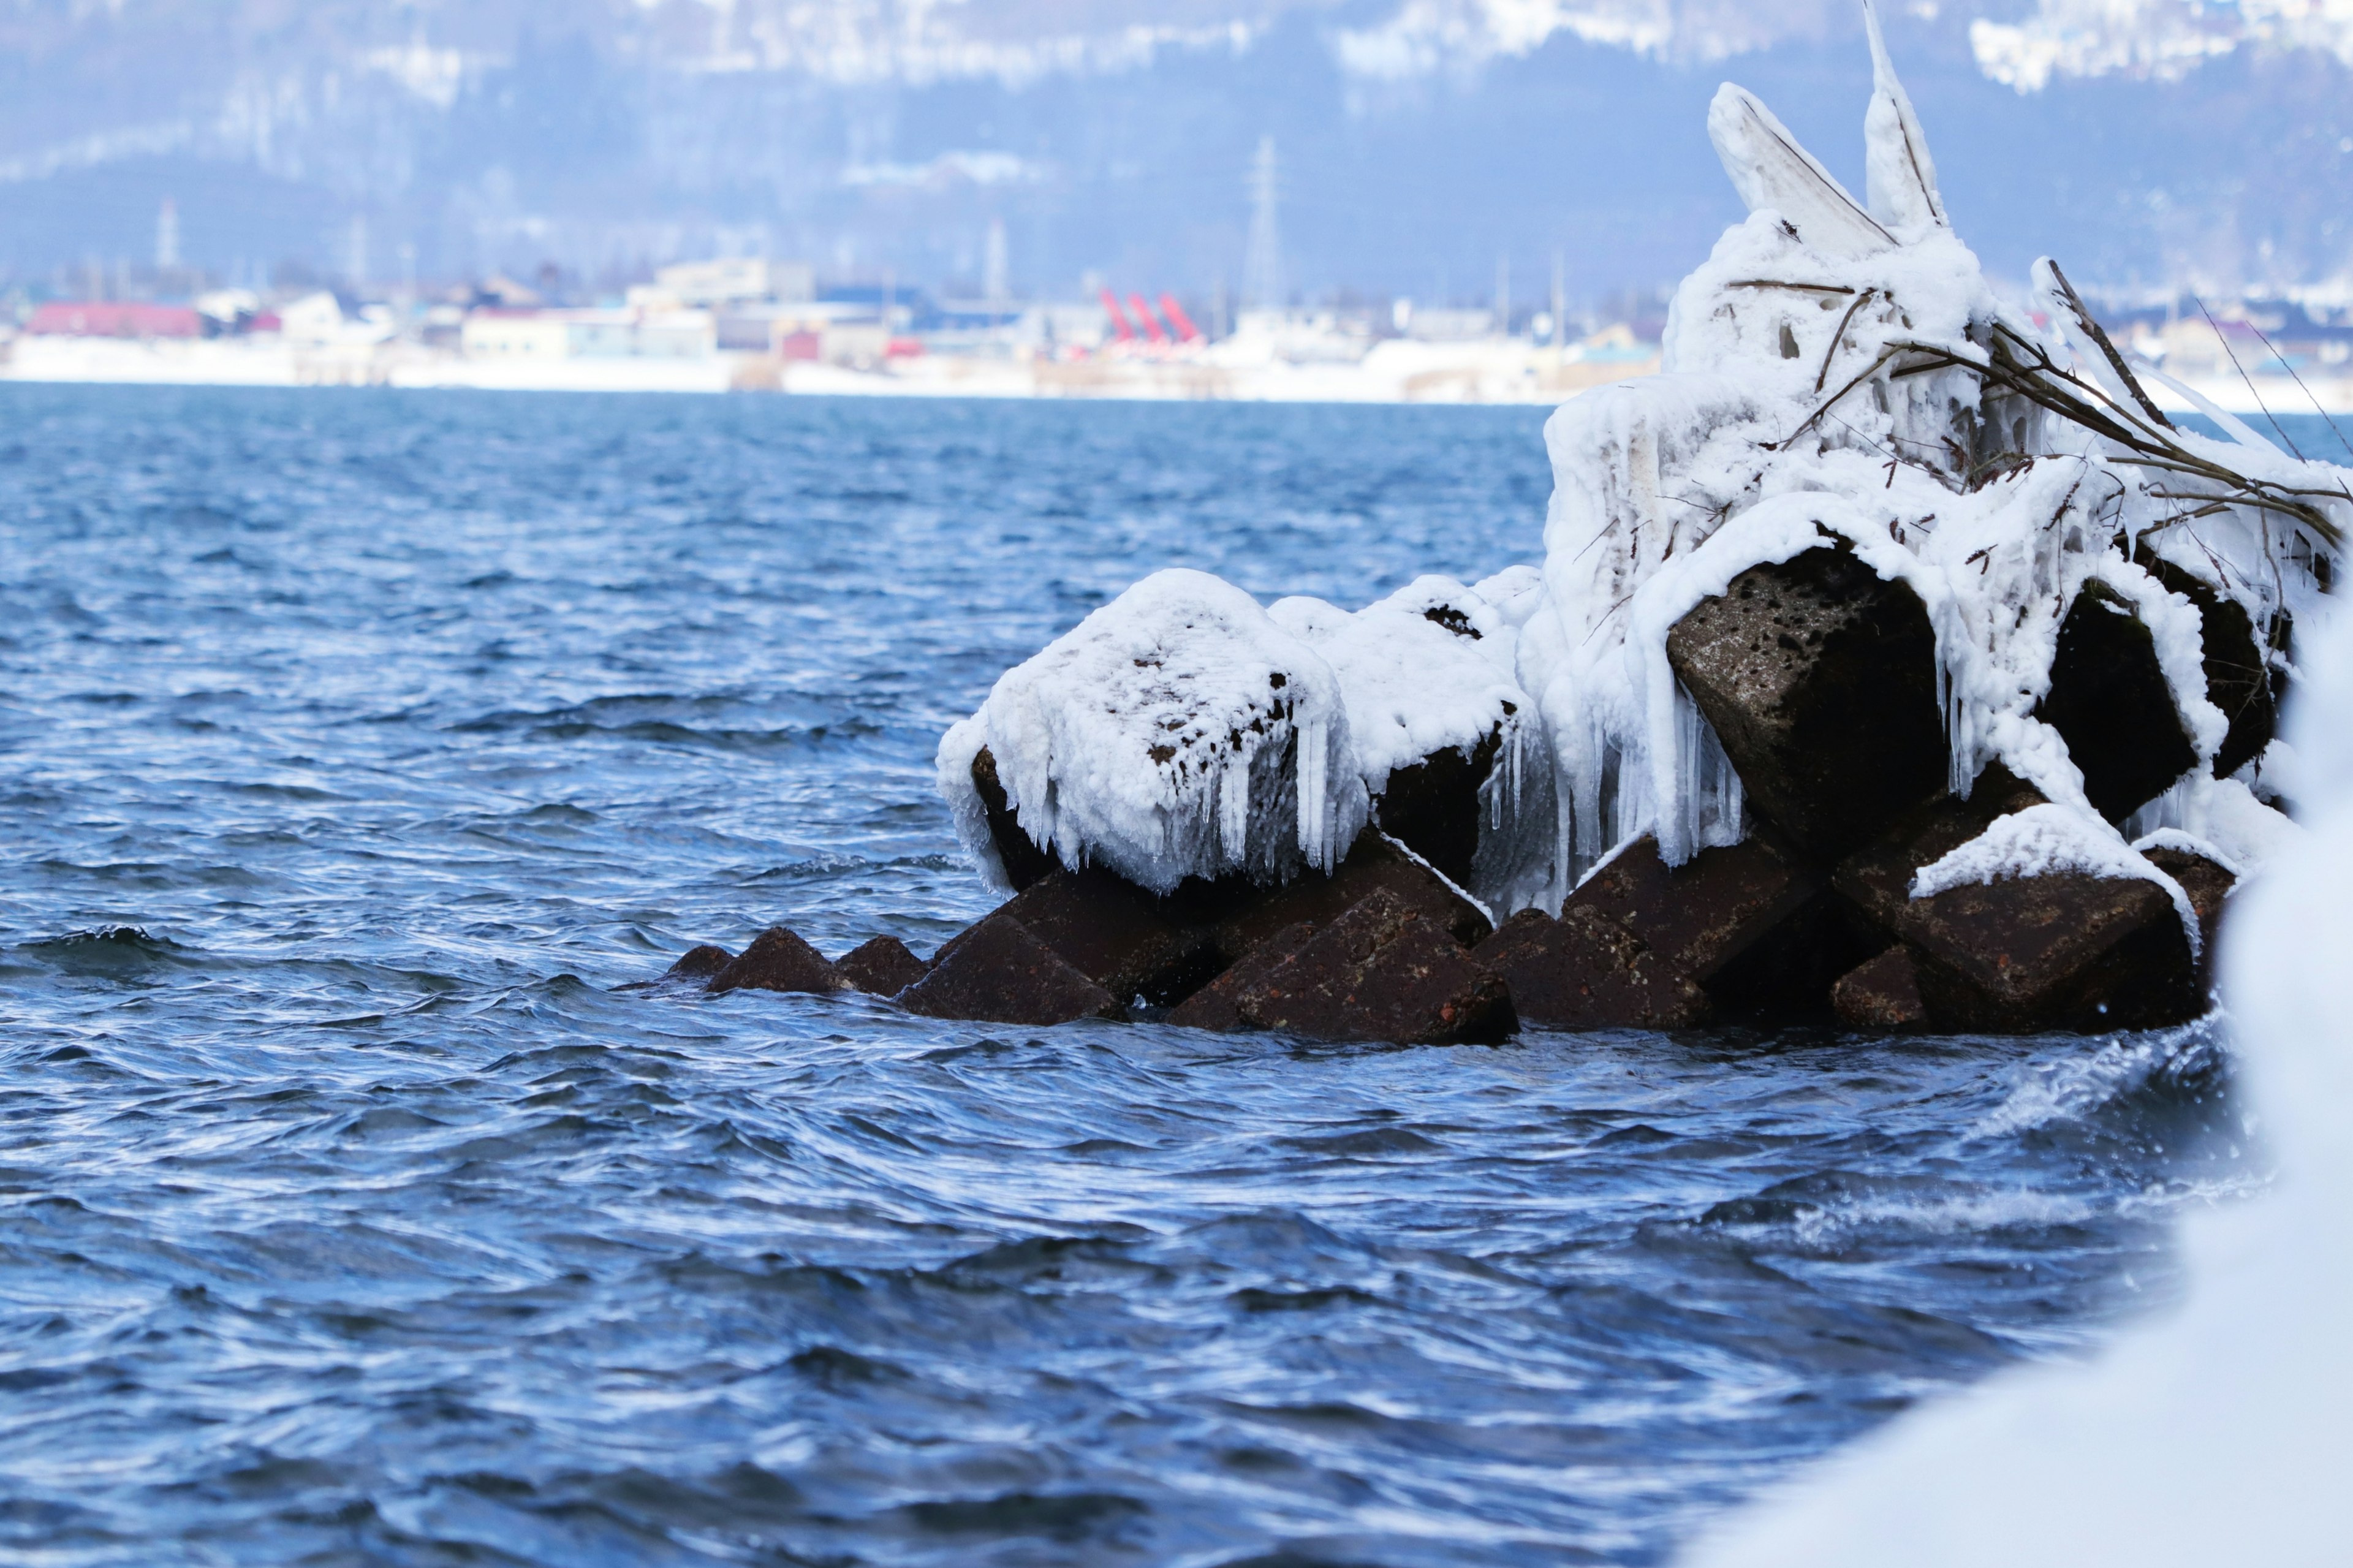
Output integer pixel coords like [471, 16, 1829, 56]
[0, 385, 2264, 1567]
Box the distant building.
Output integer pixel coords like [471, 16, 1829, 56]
[461, 306, 716, 362]
[278, 292, 347, 347]
[26, 302, 201, 339]
[648, 258, 815, 309]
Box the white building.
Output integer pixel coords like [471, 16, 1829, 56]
[461, 308, 716, 362]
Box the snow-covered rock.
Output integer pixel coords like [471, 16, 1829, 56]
[1267, 574, 1526, 803]
[938, 568, 1366, 895]
[936, 2, 2336, 1014]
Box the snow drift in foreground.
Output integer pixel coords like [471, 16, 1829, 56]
[942, 0, 2335, 925]
[1677, 605, 2353, 1568]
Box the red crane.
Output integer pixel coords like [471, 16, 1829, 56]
[1159, 294, 1204, 344]
[1098, 288, 1133, 343]
[1126, 293, 1168, 346]
[1153, 294, 1205, 343]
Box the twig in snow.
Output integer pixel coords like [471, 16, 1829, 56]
[1816, 288, 1879, 394]
[2044, 262, 2172, 430]
[2194, 295, 2305, 460]
[1728, 279, 1857, 295]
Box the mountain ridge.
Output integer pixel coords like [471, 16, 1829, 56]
[1, 2, 2346, 300]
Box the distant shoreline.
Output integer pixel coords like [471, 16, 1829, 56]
[6, 333, 2349, 418]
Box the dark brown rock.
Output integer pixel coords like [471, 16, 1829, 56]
[835, 935, 929, 996]
[1667, 540, 1949, 862]
[1831, 768, 2049, 928]
[1170, 889, 1514, 1043]
[1371, 724, 1504, 888]
[661, 944, 734, 983]
[708, 927, 852, 996]
[898, 915, 1125, 1026]
[2142, 844, 2237, 988]
[2137, 551, 2280, 779]
[1472, 906, 1713, 1031]
[983, 867, 1224, 1007]
[1831, 946, 1928, 1031]
[970, 745, 1060, 892]
[1165, 920, 1314, 1033]
[2034, 579, 2199, 821]
[1200, 831, 1491, 965]
[1562, 834, 1877, 1019]
[1834, 790, 2199, 1032]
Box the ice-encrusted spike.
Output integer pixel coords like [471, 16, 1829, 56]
[1707, 84, 1894, 261]
[2029, 257, 2171, 433]
[1862, 0, 1947, 234]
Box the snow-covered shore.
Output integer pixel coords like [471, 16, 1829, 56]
[11, 324, 2347, 415]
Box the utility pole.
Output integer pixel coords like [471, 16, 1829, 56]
[1552, 249, 1567, 361]
[1242, 136, 1283, 315]
[1495, 254, 1510, 338]
[983, 217, 1009, 312]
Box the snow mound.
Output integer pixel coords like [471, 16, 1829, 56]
[938, 569, 1368, 895]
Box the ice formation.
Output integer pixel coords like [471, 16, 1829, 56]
[1502, 0, 2337, 918]
[938, 568, 1365, 895]
[1675, 597, 2353, 1568]
[1267, 574, 1536, 809]
[944, 0, 2339, 936]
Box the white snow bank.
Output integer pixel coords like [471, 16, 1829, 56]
[938, 568, 1368, 895]
[1675, 601, 2353, 1568]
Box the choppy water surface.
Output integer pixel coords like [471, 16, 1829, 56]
[0, 385, 2255, 1566]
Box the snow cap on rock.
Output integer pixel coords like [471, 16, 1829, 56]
[939, 568, 1367, 896]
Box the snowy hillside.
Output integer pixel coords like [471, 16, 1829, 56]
[2, 1, 2350, 294]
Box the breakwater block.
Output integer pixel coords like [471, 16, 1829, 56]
[2136, 552, 2281, 779]
[2143, 844, 2236, 988]
[662, 944, 735, 984]
[1369, 722, 1503, 888]
[983, 866, 1224, 1006]
[2033, 580, 2199, 823]
[709, 928, 851, 996]
[1203, 831, 1492, 963]
[969, 746, 1060, 892]
[1835, 793, 2200, 1032]
[1831, 946, 1929, 1031]
[900, 916, 1125, 1025]
[836, 936, 928, 996]
[1472, 906, 1711, 1031]
[1169, 888, 1514, 1044]
[1563, 835, 1870, 1019]
[1667, 545, 1947, 863]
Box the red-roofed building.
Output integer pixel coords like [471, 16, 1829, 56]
[26, 302, 203, 339]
